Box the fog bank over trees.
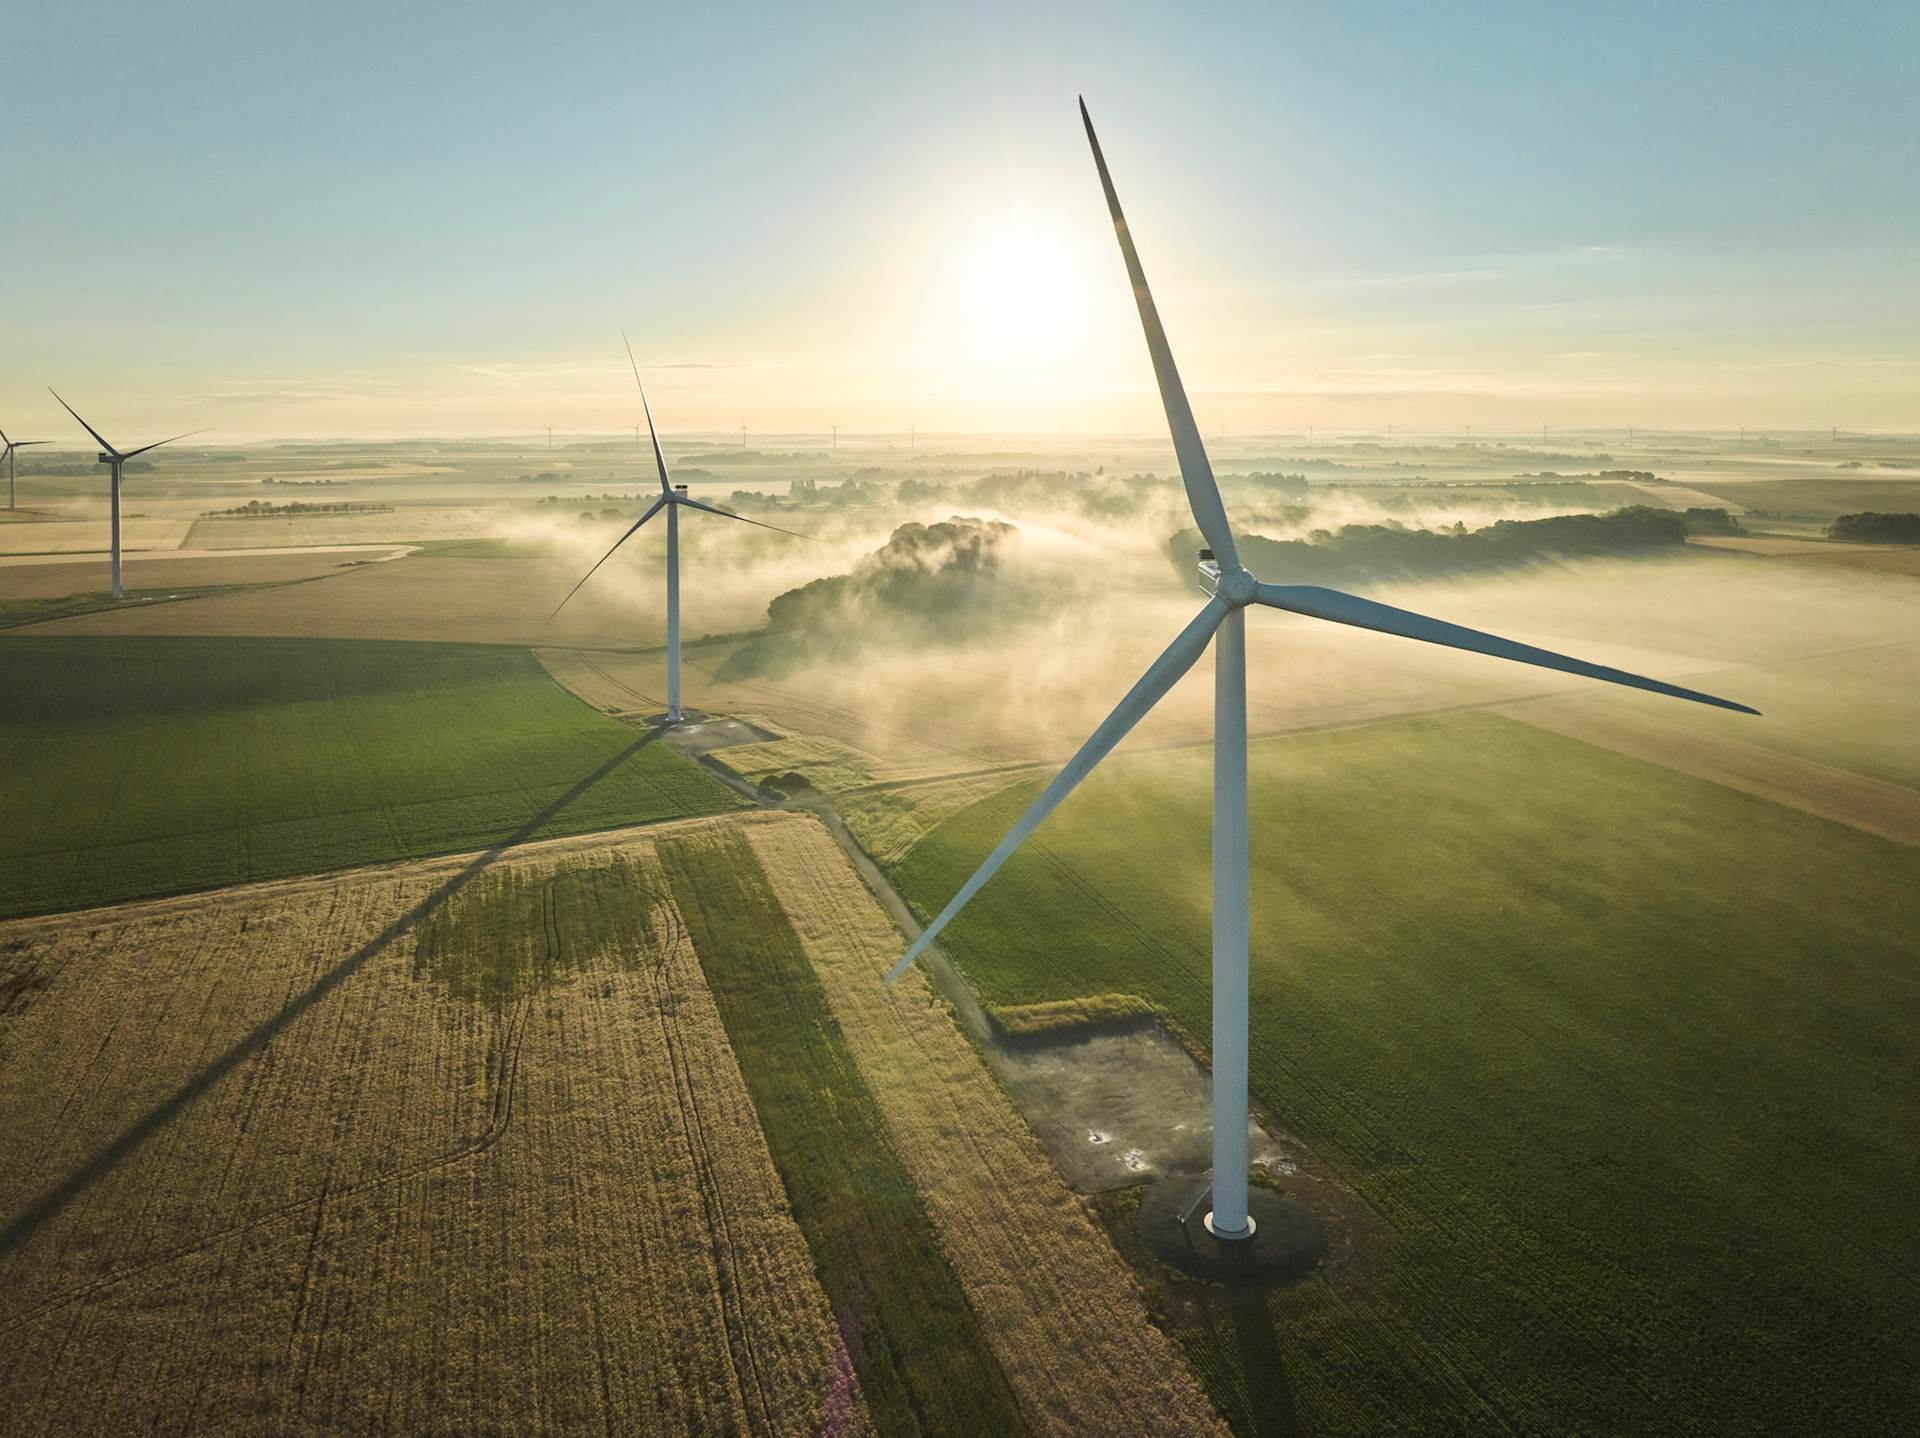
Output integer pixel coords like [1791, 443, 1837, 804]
[1170, 506, 1702, 588]
[1828, 512, 1920, 543]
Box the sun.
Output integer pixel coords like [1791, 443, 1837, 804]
[936, 205, 1099, 371]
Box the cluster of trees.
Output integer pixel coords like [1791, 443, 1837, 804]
[716, 516, 1017, 679]
[1236, 471, 1310, 497]
[535, 492, 636, 506]
[18, 458, 156, 476]
[893, 468, 1177, 520]
[731, 476, 871, 510]
[766, 517, 1015, 633]
[1680, 507, 1746, 536]
[883, 468, 1307, 522]
[1172, 505, 1692, 586]
[1516, 469, 1660, 484]
[1828, 512, 1920, 543]
[205, 499, 393, 517]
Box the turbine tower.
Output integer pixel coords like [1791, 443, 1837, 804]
[885, 100, 1758, 1244]
[550, 335, 813, 723]
[48, 392, 204, 599]
[0, 424, 49, 510]
[830, 424, 839, 450]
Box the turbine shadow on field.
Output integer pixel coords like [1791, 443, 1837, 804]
[1230, 1293, 1300, 1437]
[0, 730, 664, 1262]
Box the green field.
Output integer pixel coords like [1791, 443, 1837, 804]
[887, 711, 1920, 1435]
[658, 828, 1028, 1437]
[0, 635, 741, 919]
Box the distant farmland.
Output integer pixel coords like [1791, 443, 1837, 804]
[0, 635, 741, 919]
[887, 711, 1920, 1435]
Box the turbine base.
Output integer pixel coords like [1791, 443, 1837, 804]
[1137, 1172, 1326, 1288]
[1203, 1211, 1256, 1241]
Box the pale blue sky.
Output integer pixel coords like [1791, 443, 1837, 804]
[3, 1, 1915, 437]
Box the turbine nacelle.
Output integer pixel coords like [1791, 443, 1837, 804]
[546, 338, 820, 623]
[1197, 555, 1257, 607]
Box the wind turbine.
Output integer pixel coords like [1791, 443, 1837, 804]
[48, 391, 205, 599]
[1, 424, 49, 510]
[550, 335, 815, 723]
[885, 99, 1758, 1244]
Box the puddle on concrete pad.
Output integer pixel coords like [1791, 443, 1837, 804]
[983, 1021, 1286, 1193]
[660, 715, 777, 755]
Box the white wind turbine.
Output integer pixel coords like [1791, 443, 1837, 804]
[550, 335, 815, 723]
[1, 424, 50, 510]
[48, 391, 206, 598]
[887, 100, 1758, 1243]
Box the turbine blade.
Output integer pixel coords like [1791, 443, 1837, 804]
[1254, 583, 1759, 714]
[119, 428, 210, 460]
[623, 331, 672, 494]
[14, 440, 50, 447]
[1080, 98, 1239, 570]
[676, 493, 821, 541]
[886, 596, 1229, 983]
[548, 494, 669, 620]
[47, 389, 118, 456]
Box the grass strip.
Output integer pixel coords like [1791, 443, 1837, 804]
[658, 827, 1028, 1438]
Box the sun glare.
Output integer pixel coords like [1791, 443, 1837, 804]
[929, 205, 1105, 393]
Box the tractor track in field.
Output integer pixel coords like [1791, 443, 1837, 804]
[571, 649, 664, 715]
[0, 981, 535, 1337]
[646, 904, 779, 1434]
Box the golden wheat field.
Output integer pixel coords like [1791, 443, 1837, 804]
[0, 829, 868, 1437]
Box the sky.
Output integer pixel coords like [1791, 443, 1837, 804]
[3, 0, 1917, 441]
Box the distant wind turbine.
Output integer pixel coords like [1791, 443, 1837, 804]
[48, 391, 205, 599]
[546, 425, 555, 451]
[550, 335, 816, 723]
[0, 424, 49, 511]
[829, 424, 839, 450]
[884, 99, 1759, 1244]
[739, 421, 749, 449]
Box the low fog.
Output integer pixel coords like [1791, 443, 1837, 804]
[506, 469, 1918, 780]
